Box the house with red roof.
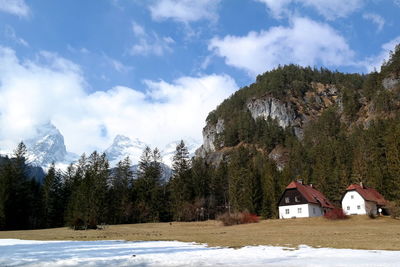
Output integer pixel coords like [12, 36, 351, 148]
[278, 180, 334, 219]
[341, 183, 388, 216]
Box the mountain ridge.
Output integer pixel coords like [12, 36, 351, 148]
[2, 124, 200, 172]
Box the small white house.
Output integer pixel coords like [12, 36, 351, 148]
[342, 183, 387, 216]
[278, 180, 334, 219]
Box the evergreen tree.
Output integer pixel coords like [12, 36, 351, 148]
[170, 140, 192, 220]
[108, 156, 133, 224]
[133, 146, 163, 222]
[42, 163, 64, 227]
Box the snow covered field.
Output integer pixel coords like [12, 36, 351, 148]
[1, 239, 399, 266]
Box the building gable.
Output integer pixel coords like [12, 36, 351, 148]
[345, 184, 387, 206]
[278, 188, 308, 206]
[342, 190, 377, 215]
[278, 181, 334, 209]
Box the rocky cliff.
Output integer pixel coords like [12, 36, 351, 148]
[195, 63, 400, 169]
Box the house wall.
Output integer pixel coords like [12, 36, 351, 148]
[365, 201, 378, 215]
[342, 191, 377, 215]
[279, 204, 323, 219]
[308, 203, 324, 217]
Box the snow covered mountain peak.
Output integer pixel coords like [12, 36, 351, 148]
[161, 138, 201, 167]
[104, 135, 147, 166]
[7, 124, 200, 172]
[25, 122, 77, 167]
[113, 135, 146, 148]
[103, 135, 200, 167]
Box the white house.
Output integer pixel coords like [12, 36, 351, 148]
[342, 183, 387, 216]
[278, 180, 334, 219]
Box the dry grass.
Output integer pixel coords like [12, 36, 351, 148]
[1, 216, 400, 250]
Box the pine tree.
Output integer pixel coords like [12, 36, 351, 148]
[84, 151, 109, 227]
[65, 152, 110, 228]
[133, 146, 163, 222]
[109, 156, 133, 224]
[0, 156, 11, 229]
[170, 140, 192, 220]
[42, 163, 63, 227]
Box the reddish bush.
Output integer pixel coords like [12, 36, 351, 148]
[217, 211, 260, 226]
[241, 212, 260, 224]
[324, 208, 348, 220]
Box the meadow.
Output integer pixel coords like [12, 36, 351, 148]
[1, 216, 400, 250]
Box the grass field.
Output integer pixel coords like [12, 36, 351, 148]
[1, 216, 400, 250]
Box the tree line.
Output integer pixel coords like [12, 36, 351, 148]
[0, 140, 216, 230]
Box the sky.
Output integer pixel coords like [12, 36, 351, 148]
[0, 0, 399, 155]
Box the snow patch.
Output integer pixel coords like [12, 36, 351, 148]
[0, 239, 399, 266]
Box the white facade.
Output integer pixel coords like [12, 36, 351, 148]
[279, 203, 324, 219]
[342, 191, 377, 215]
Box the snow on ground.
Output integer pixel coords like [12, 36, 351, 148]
[0, 239, 399, 267]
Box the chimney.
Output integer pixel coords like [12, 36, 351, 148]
[297, 179, 303, 184]
[359, 181, 364, 188]
[310, 184, 313, 188]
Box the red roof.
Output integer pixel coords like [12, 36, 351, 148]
[286, 181, 335, 209]
[346, 184, 387, 206]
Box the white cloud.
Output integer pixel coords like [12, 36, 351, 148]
[149, 0, 220, 23]
[132, 22, 146, 36]
[130, 22, 175, 56]
[4, 25, 29, 47]
[103, 55, 132, 73]
[256, 0, 364, 20]
[255, 0, 292, 19]
[0, 0, 30, 17]
[209, 17, 355, 76]
[362, 36, 400, 73]
[0, 46, 237, 154]
[363, 13, 385, 32]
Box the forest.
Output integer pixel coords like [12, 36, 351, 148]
[1, 45, 400, 230]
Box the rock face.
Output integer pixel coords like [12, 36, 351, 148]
[195, 82, 342, 169]
[268, 145, 289, 171]
[247, 97, 296, 128]
[382, 77, 400, 90]
[196, 119, 225, 157]
[25, 123, 77, 167]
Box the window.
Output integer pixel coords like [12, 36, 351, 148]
[357, 205, 361, 210]
[285, 197, 289, 203]
[351, 195, 354, 199]
[285, 209, 290, 214]
[295, 196, 300, 202]
[313, 208, 316, 214]
[298, 208, 302, 213]
[347, 206, 350, 210]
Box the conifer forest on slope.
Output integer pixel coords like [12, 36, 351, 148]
[1, 45, 400, 230]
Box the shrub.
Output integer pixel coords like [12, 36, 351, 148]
[241, 212, 260, 224]
[387, 201, 400, 219]
[324, 208, 348, 220]
[72, 217, 86, 230]
[217, 211, 260, 226]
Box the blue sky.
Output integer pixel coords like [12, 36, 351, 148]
[0, 0, 399, 155]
